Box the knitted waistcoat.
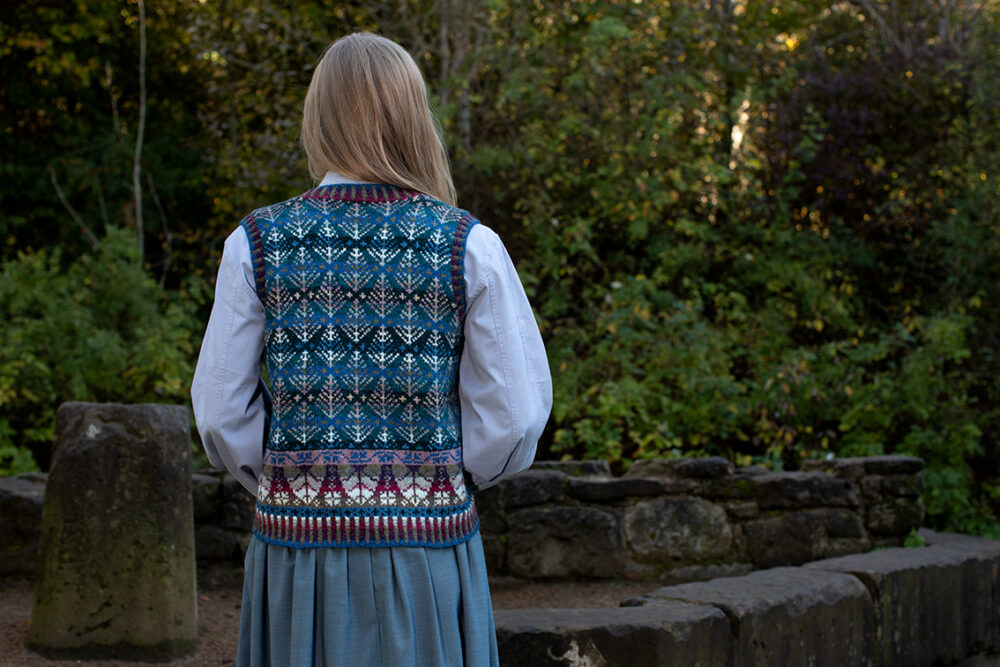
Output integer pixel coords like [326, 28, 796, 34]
[241, 183, 479, 548]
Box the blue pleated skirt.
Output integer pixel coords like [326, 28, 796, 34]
[236, 530, 499, 667]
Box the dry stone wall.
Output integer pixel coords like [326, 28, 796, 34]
[479, 455, 925, 581]
[0, 454, 926, 586]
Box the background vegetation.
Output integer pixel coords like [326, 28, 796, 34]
[1, 0, 998, 536]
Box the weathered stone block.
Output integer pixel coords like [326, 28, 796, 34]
[0, 473, 46, 575]
[624, 496, 733, 564]
[622, 561, 754, 587]
[474, 483, 507, 534]
[755, 471, 858, 509]
[803, 454, 923, 478]
[918, 529, 1000, 558]
[624, 458, 679, 478]
[567, 476, 670, 501]
[495, 602, 734, 667]
[636, 566, 875, 667]
[802, 457, 867, 482]
[724, 501, 760, 520]
[730, 523, 750, 561]
[530, 460, 612, 477]
[658, 478, 700, 494]
[816, 508, 866, 538]
[194, 525, 245, 563]
[918, 529, 1000, 653]
[508, 506, 622, 578]
[701, 473, 759, 500]
[865, 496, 924, 535]
[502, 470, 566, 508]
[745, 511, 823, 567]
[863, 455, 923, 475]
[744, 509, 867, 567]
[860, 476, 883, 501]
[191, 472, 222, 524]
[808, 545, 995, 667]
[481, 534, 505, 574]
[881, 473, 925, 497]
[195, 563, 245, 590]
[221, 473, 255, 530]
[824, 538, 875, 559]
[30, 403, 196, 660]
[675, 456, 734, 479]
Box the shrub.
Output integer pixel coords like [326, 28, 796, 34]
[0, 228, 203, 472]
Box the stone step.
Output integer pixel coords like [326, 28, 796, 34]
[495, 530, 1000, 667]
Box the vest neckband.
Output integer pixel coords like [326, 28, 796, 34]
[301, 183, 419, 203]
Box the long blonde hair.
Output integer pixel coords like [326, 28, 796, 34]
[302, 33, 457, 206]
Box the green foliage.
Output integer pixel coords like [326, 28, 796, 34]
[903, 529, 927, 548]
[450, 0, 1000, 534]
[2, 0, 999, 537]
[0, 228, 202, 471]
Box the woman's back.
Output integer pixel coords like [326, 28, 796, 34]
[191, 32, 551, 666]
[244, 183, 479, 548]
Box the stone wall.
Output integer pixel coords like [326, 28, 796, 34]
[479, 455, 925, 582]
[190, 472, 256, 587]
[0, 469, 255, 588]
[1, 455, 925, 586]
[495, 528, 1000, 667]
[0, 473, 46, 576]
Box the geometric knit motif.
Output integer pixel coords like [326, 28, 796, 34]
[241, 183, 479, 548]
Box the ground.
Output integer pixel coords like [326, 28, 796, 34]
[0, 578, 654, 665]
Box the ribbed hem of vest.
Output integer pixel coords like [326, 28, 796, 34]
[250, 501, 480, 549]
[301, 183, 419, 203]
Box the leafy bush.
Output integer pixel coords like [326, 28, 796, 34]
[448, 0, 1000, 534]
[0, 228, 203, 472]
[2, 0, 998, 537]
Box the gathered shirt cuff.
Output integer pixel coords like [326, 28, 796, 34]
[459, 225, 553, 491]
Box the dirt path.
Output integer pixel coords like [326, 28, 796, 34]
[0, 579, 240, 666]
[0, 578, 653, 665]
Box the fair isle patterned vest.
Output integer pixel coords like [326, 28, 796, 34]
[241, 183, 479, 548]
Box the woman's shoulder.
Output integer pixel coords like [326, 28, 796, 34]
[238, 192, 306, 229]
[409, 192, 478, 222]
[234, 185, 492, 238]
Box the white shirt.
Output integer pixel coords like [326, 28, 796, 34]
[191, 173, 553, 497]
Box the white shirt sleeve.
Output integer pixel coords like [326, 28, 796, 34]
[190, 217, 553, 497]
[190, 227, 268, 497]
[460, 224, 553, 491]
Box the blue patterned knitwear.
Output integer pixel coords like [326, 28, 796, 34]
[240, 183, 479, 548]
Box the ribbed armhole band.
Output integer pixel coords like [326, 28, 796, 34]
[241, 213, 266, 302]
[450, 214, 478, 321]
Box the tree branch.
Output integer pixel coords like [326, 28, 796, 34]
[132, 0, 148, 261]
[147, 171, 174, 287]
[48, 165, 99, 248]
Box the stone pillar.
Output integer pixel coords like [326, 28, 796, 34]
[30, 402, 197, 660]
